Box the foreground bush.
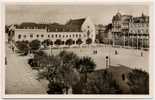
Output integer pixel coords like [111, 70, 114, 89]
[72, 70, 121, 94]
[127, 69, 149, 94]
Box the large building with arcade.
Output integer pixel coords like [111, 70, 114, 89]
[9, 17, 96, 47]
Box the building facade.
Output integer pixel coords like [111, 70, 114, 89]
[10, 17, 96, 47]
[112, 12, 149, 49]
[96, 24, 112, 44]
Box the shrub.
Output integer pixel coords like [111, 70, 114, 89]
[29, 39, 41, 51]
[16, 41, 29, 55]
[72, 70, 121, 94]
[76, 38, 83, 45]
[127, 69, 149, 94]
[55, 39, 62, 46]
[86, 38, 92, 45]
[66, 39, 73, 46]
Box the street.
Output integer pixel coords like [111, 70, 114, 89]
[5, 44, 47, 94]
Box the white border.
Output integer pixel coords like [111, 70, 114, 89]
[0, 0, 154, 99]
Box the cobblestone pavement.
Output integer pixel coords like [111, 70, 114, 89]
[5, 44, 47, 94]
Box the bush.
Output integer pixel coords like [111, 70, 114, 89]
[66, 39, 73, 46]
[55, 39, 62, 46]
[76, 38, 83, 45]
[16, 41, 29, 55]
[72, 70, 121, 94]
[86, 38, 92, 45]
[29, 39, 41, 51]
[127, 69, 149, 94]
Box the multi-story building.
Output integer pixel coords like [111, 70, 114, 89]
[112, 12, 149, 49]
[9, 17, 96, 47]
[129, 13, 149, 49]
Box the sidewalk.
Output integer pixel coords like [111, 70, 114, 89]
[5, 44, 47, 94]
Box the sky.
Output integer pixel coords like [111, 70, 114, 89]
[5, 4, 149, 25]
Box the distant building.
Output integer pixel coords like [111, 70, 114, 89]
[95, 24, 112, 44]
[10, 17, 96, 47]
[112, 12, 149, 49]
[95, 24, 106, 43]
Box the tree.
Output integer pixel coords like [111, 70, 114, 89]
[59, 50, 80, 67]
[29, 39, 41, 51]
[50, 41, 53, 46]
[55, 39, 62, 46]
[77, 56, 96, 83]
[127, 69, 149, 94]
[16, 41, 29, 55]
[37, 51, 81, 94]
[86, 38, 92, 45]
[33, 50, 48, 68]
[42, 39, 51, 47]
[66, 39, 73, 47]
[76, 38, 83, 46]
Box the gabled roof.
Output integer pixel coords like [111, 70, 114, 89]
[65, 18, 86, 32]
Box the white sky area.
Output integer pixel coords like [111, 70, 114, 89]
[5, 5, 149, 25]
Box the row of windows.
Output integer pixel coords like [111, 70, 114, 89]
[130, 23, 149, 27]
[18, 34, 83, 39]
[130, 29, 149, 34]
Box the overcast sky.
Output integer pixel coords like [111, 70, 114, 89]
[5, 4, 149, 25]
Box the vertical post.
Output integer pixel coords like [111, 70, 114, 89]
[112, 33, 115, 47]
[137, 32, 138, 50]
[131, 34, 134, 48]
[106, 56, 109, 69]
[124, 32, 125, 48]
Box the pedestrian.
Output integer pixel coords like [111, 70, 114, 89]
[115, 50, 118, 55]
[12, 46, 14, 52]
[141, 52, 143, 56]
[5, 57, 7, 65]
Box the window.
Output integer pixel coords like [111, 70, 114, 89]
[37, 34, 39, 38]
[73, 34, 75, 38]
[59, 35, 61, 38]
[48, 35, 50, 38]
[70, 35, 71, 37]
[24, 35, 26, 38]
[41, 34, 44, 37]
[55, 34, 57, 38]
[51, 35, 54, 38]
[76, 34, 78, 38]
[66, 35, 68, 38]
[30, 34, 33, 38]
[18, 34, 21, 39]
[79, 34, 81, 37]
[63, 35, 65, 38]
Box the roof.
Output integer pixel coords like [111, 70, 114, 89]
[65, 18, 86, 32]
[132, 16, 149, 23]
[14, 18, 86, 32]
